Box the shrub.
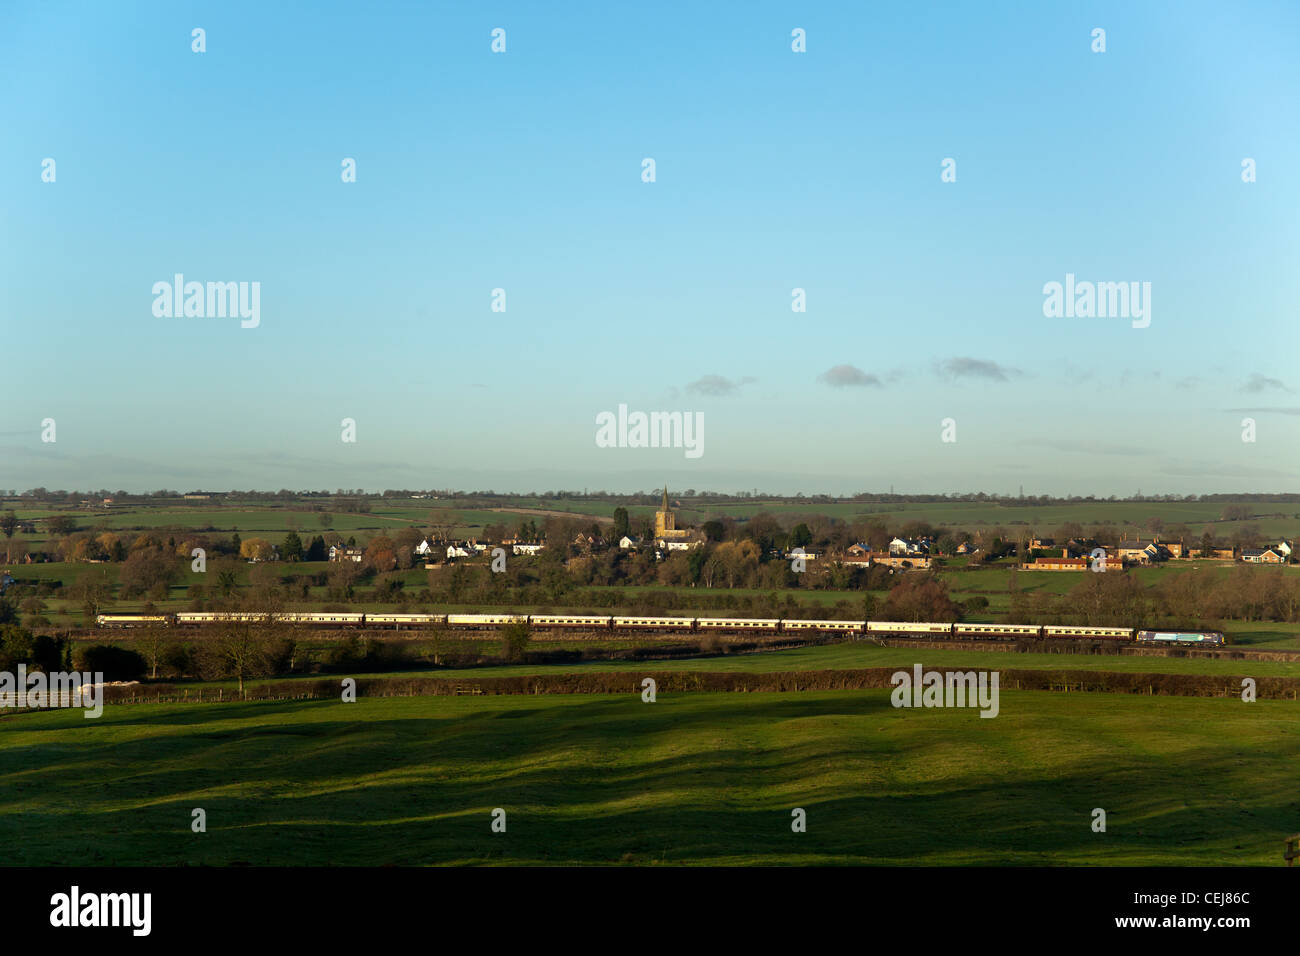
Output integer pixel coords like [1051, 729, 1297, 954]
[500, 621, 531, 662]
[322, 636, 409, 673]
[162, 641, 197, 677]
[29, 634, 65, 672]
[74, 644, 147, 681]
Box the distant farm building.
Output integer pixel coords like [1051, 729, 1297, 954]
[1024, 556, 1088, 571]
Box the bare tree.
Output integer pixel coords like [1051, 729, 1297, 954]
[202, 620, 279, 695]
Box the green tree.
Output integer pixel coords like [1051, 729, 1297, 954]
[282, 530, 303, 562]
[118, 548, 180, 599]
[542, 564, 570, 603]
[500, 620, 531, 662]
[0, 511, 17, 539]
[0, 622, 33, 670]
[1200, 531, 1216, 557]
[745, 512, 782, 552]
[612, 507, 630, 540]
[216, 565, 239, 597]
[47, 515, 76, 536]
[447, 563, 469, 602]
[861, 592, 878, 620]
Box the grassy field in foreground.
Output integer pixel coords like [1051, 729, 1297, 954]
[0, 692, 1296, 865]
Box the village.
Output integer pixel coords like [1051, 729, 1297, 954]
[312, 488, 1296, 574]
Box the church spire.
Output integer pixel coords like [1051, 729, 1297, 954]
[662, 484, 669, 512]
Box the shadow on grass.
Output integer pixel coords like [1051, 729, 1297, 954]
[1, 693, 1297, 865]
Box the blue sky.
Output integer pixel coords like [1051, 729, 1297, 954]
[2, 1, 1297, 495]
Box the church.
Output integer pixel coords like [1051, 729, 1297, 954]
[654, 486, 705, 551]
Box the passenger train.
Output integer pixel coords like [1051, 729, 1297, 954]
[92, 612, 1225, 644]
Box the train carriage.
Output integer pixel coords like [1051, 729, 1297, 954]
[528, 615, 614, 630]
[278, 612, 366, 625]
[1042, 625, 1134, 640]
[780, 619, 867, 634]
[175, 611, 273, 625]
[953, 623, 1043, 639]
[612, 616, 698, 632]
[447, 613, 527, 629]
[365, 613, 446, 627]
[697, 617, 781, 632]
[174, 612, 217, 625]
[866, 621, 954, 636]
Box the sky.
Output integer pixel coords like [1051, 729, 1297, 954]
[2, 1, 1298, 496]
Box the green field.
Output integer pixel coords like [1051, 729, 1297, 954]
[85, 633, 1300, 699]
[1, 691, 1295, 865]
[346, 640, 1300, 680]
[9, 493, 1300, 548]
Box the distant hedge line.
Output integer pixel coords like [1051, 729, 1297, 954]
[91, 666, 1300, 705]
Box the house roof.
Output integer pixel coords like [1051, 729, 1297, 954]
[1118, 539, 1160, 550]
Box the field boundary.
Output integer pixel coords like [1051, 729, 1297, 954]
[6, 666, 1296, 713]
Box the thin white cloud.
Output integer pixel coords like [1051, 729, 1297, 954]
[936, 357, 1022, 382]
[686, 374, 756, 396]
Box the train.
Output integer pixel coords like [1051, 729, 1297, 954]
[92, 612, 1226, 644]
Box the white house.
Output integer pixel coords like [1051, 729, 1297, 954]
[415, 538, 435, 557]
[890, 537, 930, 556]
[512, 542, 544, 556]
[659, 538, 703, 552]
[1242, 547, 1285, 564]
[619, 535, 641, 550]
[446, 544, 472, 559]
[329, 544, 363, 563]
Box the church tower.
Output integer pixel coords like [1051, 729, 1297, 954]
[654, 485, 676, 536]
